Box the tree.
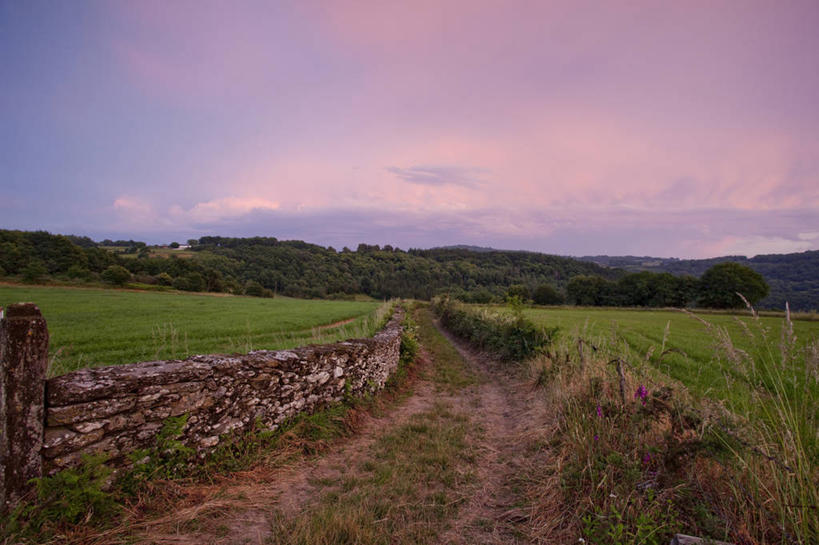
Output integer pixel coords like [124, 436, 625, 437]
[101, 265, 131, 286]
[507, 284, 530, 302]
[21, 260, 47, 283]
[169, 242, 180, 248]
[698, 262, 769, 308]
[567, 275, 614, 306]
[173, 272, 205, 292]
[533, 283, 564, 305]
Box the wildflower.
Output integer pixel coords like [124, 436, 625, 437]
[578, 539, 586, 543]
[634, 385, 648, 405]
[596, 404, 603, 418]
[642, 452, 652, 465]
[593, 434, 599, 441]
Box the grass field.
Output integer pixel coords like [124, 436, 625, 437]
[0, 285, 385, 377]
[517, 306, 819, 407]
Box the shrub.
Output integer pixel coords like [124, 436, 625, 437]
[21, 260, 48, 283]
[533, 283, 564, 305]
[173, 272, 206, 292]
[432, 296, 556, 361]
[101, 265, 131, 286]
[65, 264, 90, 280]
[156, 272, 173, 286]
[244, 280, 265, 297]
[507, 284, 530, 302]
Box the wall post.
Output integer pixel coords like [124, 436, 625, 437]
[0, 303, 49, 515]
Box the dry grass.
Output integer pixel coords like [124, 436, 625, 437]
[521, 306, 818, 544]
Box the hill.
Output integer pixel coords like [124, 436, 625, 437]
[579, 251, 819, 311]
[0, 230, 616, 302]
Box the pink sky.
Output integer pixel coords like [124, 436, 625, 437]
[1, 0, 817, 256]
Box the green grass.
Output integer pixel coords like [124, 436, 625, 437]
[519, 306, 819, 406]
[414, 306, 477, 391]
[0, 285, 384, 376]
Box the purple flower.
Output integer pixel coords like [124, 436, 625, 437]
[594, 434, 599, 441]
[642, 452, 652, 465]
[596, 404, 603, 418]
[634, 385, 648, 405]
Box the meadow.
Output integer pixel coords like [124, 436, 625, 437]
[0, 285, 385, 377]
[519, 306, 819, 406]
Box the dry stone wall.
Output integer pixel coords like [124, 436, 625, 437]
[0, 304, 402, 509]
[41, 310, 402, 473]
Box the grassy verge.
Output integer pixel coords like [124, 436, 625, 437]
[0, 285, 386, 376]
[524, 308, 818, 544]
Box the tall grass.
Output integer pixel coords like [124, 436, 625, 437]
[686, 302, 818, 543]
[525, 303, 818, 544]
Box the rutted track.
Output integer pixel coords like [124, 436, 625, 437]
[124, 309, 552, 545]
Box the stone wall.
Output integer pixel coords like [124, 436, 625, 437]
[1, 305, 402, 510]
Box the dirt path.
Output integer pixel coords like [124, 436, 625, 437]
[435, 324, 549, 545]
[131, 315, 550, 545]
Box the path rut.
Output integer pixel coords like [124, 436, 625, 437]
[132, 319, 550, 545]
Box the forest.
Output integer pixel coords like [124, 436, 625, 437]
[580, 252, 819, 311]
[0, 229, 803, 310]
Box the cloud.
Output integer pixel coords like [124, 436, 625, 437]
[170, 197, 280, 224]
[99, 197, 819, 259]
[707, 235, 816, 257]
[386, 165, 486, 187]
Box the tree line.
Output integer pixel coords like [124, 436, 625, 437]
[0, 230, 770, 309]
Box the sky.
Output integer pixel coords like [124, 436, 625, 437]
[1, 0, 818, 258]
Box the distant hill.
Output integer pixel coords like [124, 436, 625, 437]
[433, 245, 502, 253]
[578, 252, 819, 311]
[0, 230, 616, 302]
[4, 229, 815, 310]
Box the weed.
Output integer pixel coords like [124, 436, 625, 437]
[2, 454, 116, 539]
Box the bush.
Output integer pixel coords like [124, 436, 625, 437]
[21, 260, 47, 283]
[244, 280, 265, 297]
[156, 272, 173, 286]
[173, 272, 205, 292]
[101, 265, 131, 286]
[65, 264, 90, 280]
[432, 296, 557, 361]
[507, 284, 530, 302]
[533, 283, 564, 305]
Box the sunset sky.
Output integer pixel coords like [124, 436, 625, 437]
[1, 0, 818, 258]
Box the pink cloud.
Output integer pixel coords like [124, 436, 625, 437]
[170, 197, 280, 223]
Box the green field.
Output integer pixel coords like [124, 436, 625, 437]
[520, 306, 819, 407]
[0, 285, 385, 377]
